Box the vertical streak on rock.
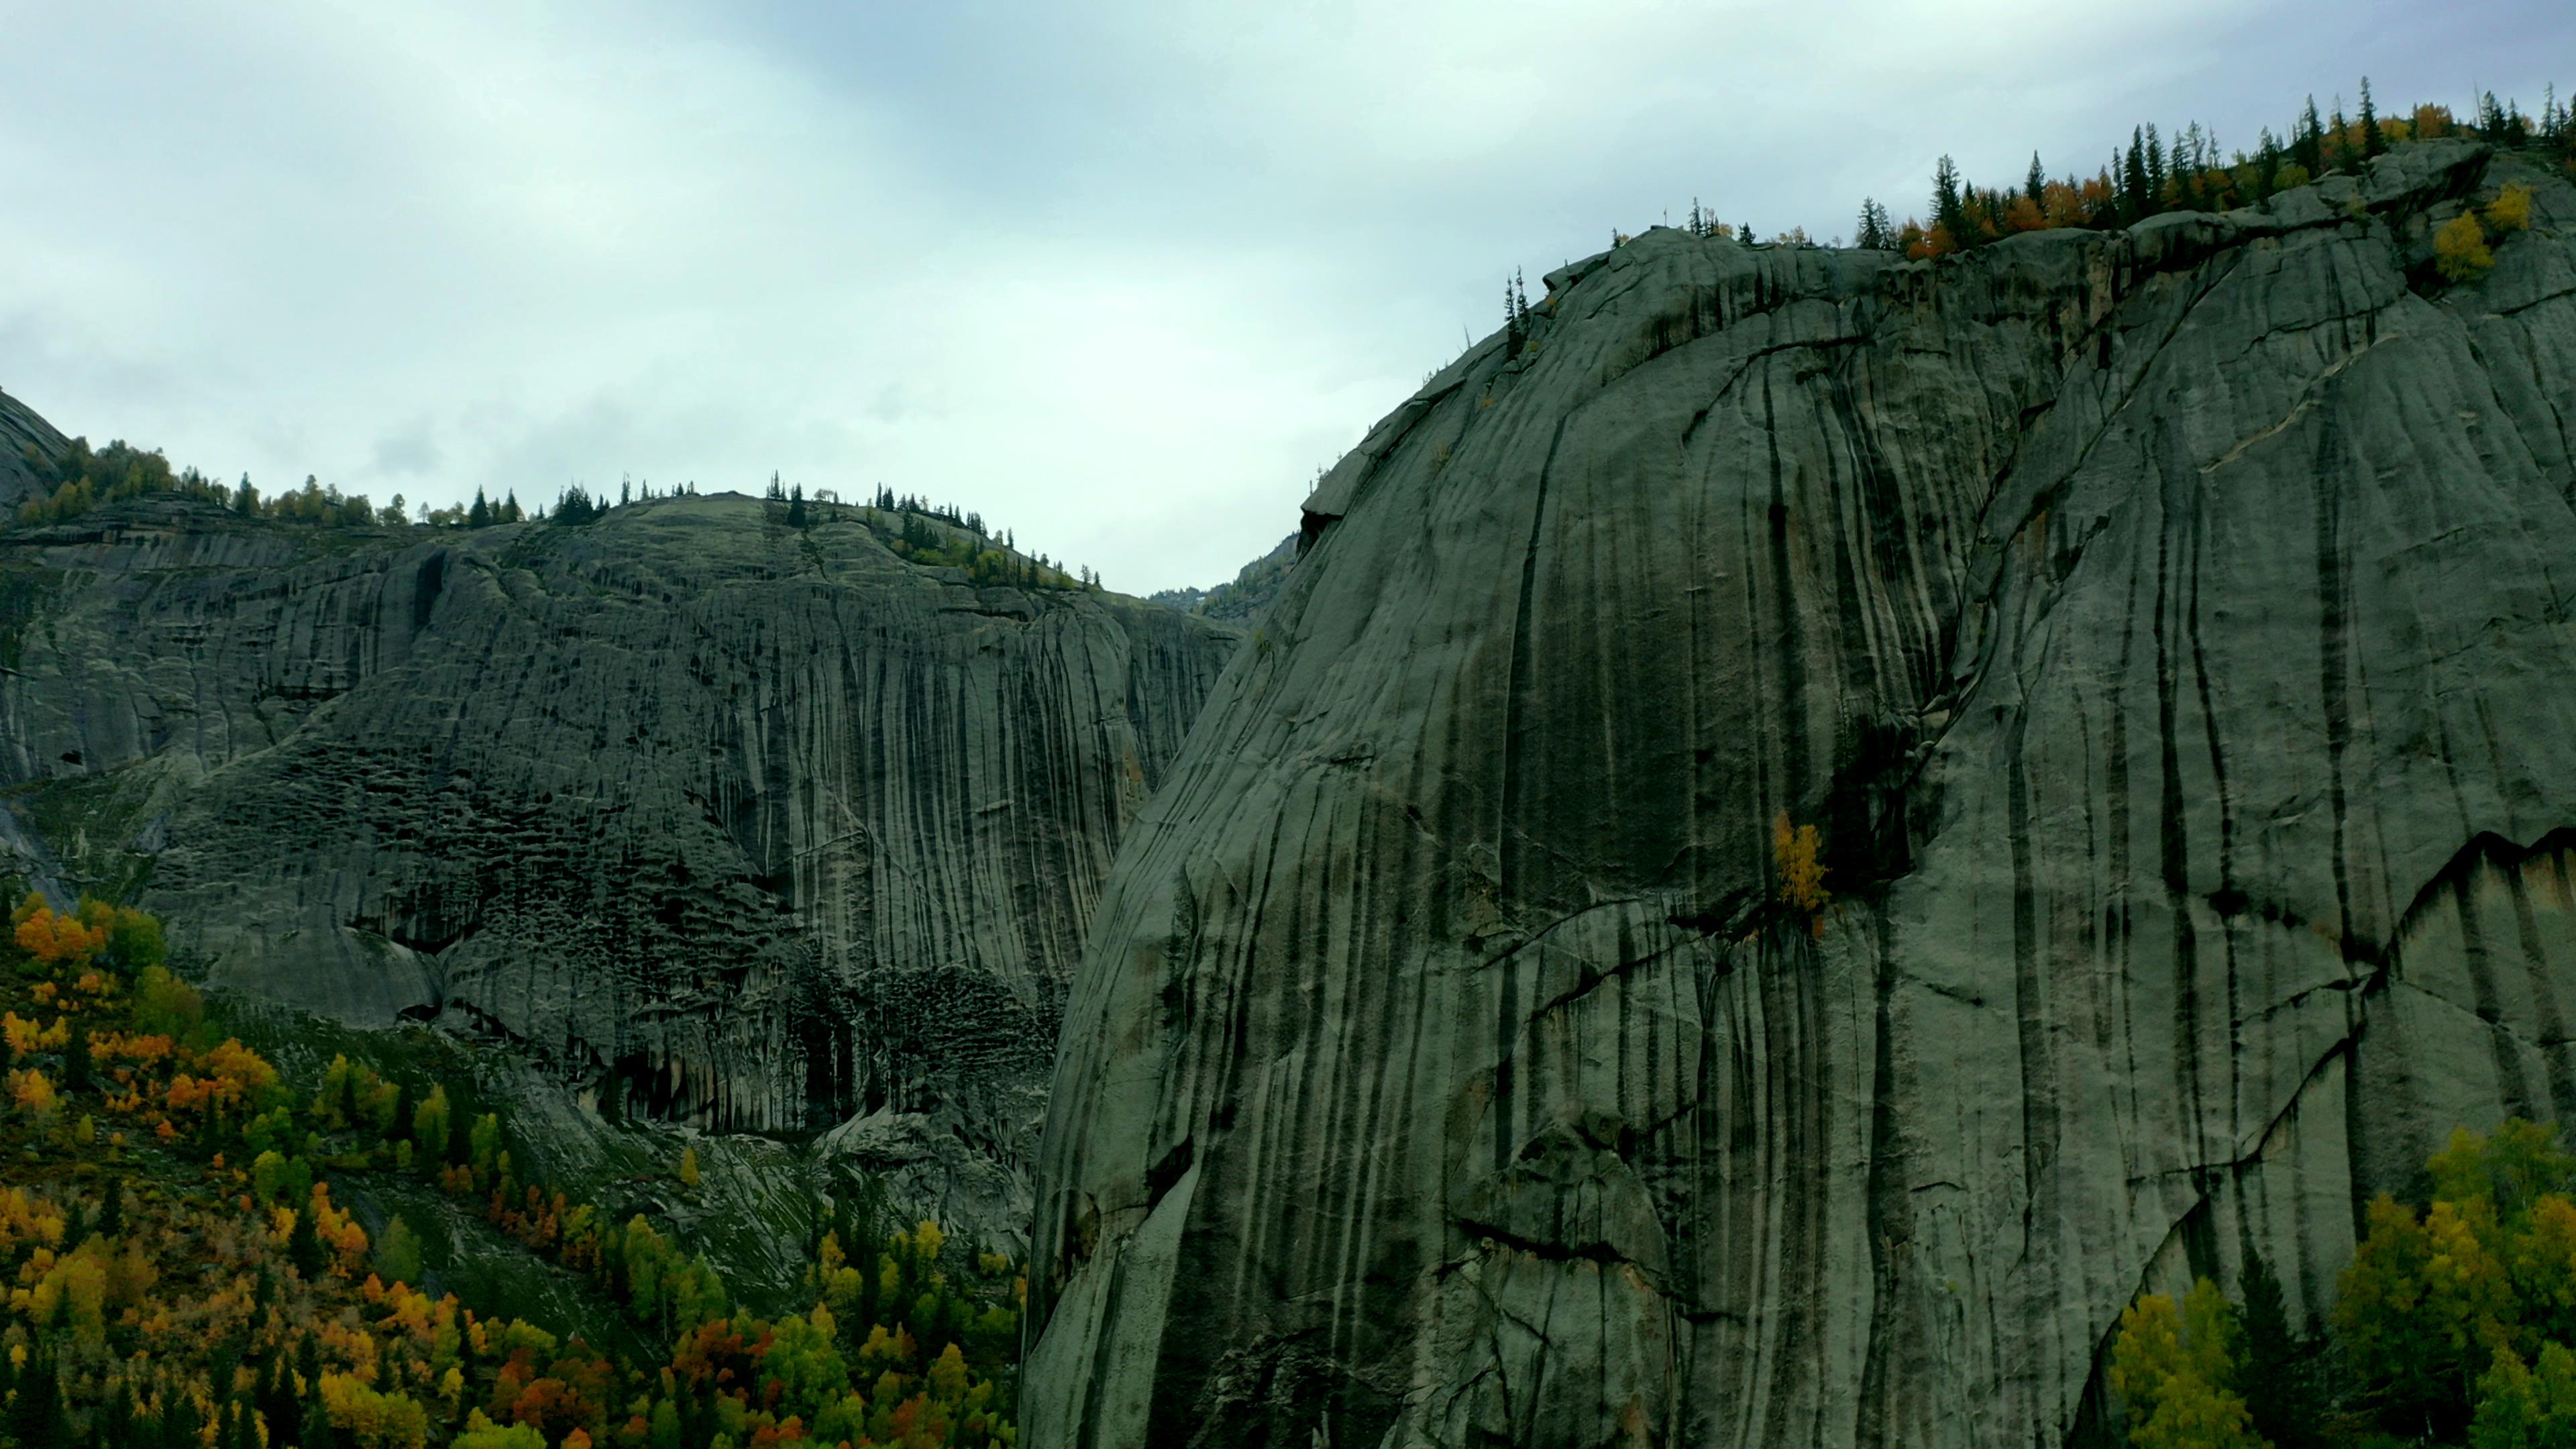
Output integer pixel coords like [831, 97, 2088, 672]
[2153, 470, 2206, 1167]
[2451, 868, 2536, 1120]
[2312, 417, 2359, 956]
[1498, 420, 1566, 1178]
[2509, 863, 2576, 1126]
[1764, 365, 1812, 800]
[2004, 692, 2057, 1405]
[2182, 449, 2247, 1146]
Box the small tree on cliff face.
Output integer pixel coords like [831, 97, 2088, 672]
[1772, 811, 1830, 936]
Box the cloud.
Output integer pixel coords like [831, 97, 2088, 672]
[370, 423, 444, 478]
[1, 1, 2567, 593]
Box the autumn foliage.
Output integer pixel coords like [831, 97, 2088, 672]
[2109, 1118, 2576, 1446]
[1772, 811, 1830, 936]
[0, 896, 1024, 1447]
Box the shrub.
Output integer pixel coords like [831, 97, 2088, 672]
[2435, 211, 2495, 280]
[2489, 182, 2536, 232]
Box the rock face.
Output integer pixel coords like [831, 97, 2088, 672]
[1026, 141, 2576, 1446]
[0, 387, 72, 511]
[0, 491, 1238, 1238]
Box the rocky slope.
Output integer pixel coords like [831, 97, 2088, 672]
[0, 489, 1239, 1244]
[1026, 140, 2576, 1446]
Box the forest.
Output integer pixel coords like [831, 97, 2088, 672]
[1610, 83, 2573, 266]
[2110, 1119, 2576, 1448]
[1855, 85, 2569, 260]
[0, 895, 1022, 1448]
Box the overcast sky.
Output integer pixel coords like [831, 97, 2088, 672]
[3, 2, 2565, 594]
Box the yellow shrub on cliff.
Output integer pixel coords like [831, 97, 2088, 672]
[2435, 212, 2494, 280]
[1772, 812, 1831, 936]
[2489, 182, 2535, 232]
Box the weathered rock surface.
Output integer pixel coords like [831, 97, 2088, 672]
[0, 387, 71, 511]
[1027, 141, 2576, 1446]
[0, 491, 1238, 1241]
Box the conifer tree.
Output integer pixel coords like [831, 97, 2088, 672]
[288, 1199, 326, 1276]
[2025, 152, 2046, 207]
[468, 488, 491, 529]
[1932, 155, 1964, 241]
[7, 1350, 64, 1446]
[299, 1333, 337, 1449]
[164, 1384, 203, 1449]
[2236, 1245, 2318, 1448]
[2295, 96, 2325, 175]
[2360, 76, 2385, 158]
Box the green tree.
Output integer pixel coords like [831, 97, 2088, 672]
[413, 1083, 452, 1163]
[5, 1350, 66, 1447]
[2432, 1118, 2575, 1220]
[470, 1111, 502, 1172]
[378, 1214, 425, 1285]
[288, 1200, 328, 1277]
[1932, 154, 1964, 240]
[2237, 1246, 2317, 1448]
[2295, 96, 2326, 175]
[2472, 1342, 2576, 1449]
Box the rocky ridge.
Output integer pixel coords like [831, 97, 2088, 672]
[0, 489, 1240, 1246]
[1150, 533, 1299, 625]
[1026, 140, 2576, 1446]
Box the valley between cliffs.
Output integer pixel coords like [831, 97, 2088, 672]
[1026, 140, 2576, 1447]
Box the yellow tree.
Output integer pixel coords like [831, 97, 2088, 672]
[2437, 213, 2496, 280]
[1772, 812, 1831, 935]
[2489, 183, 2536, 233]
[2109, 1281, 2264, 1449]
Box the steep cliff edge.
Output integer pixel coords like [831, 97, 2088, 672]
[1026, 140, 2576, 1446]
[0, 490, 1239, 1244]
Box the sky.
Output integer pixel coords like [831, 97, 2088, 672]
[2, 2, 2567, 596]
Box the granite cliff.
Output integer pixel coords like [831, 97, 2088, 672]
[0, 386, 72, 511]
[1026, 140, 2576, 1446]
[0, 487, 1238, 1248]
